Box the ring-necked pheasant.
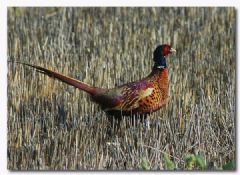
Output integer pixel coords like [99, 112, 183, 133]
[11, 44, 176, 120]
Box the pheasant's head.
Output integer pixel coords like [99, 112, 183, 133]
[154, 44, 176, 59]
[153, 44, 176, 69]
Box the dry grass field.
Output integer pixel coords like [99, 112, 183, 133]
[7, 7, 236, 170]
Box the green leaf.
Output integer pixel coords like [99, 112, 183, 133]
[163, 153, 175, 170]
[195, 155, 206, 170]
[184, 154, 196, 170]
[140, 158, 151, 170]
[223, 161, 235, 170]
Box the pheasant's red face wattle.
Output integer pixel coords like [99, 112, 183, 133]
[161, 45, 176, 57]
[162, 45, 171, 57]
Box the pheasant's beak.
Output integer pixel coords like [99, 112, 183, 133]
[170, 48, 176, 53]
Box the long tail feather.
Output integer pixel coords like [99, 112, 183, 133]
[9, 61, 105, 95]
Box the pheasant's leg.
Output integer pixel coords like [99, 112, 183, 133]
[129, 113, 149, 127]
[140, 113, 149, 123]
[143, 117, 151, 130]
[142, 113, 150, 130]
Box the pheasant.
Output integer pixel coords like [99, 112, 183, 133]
[11, 44, 176, 120]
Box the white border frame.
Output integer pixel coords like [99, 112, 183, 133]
[1, 1, 239, 174]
